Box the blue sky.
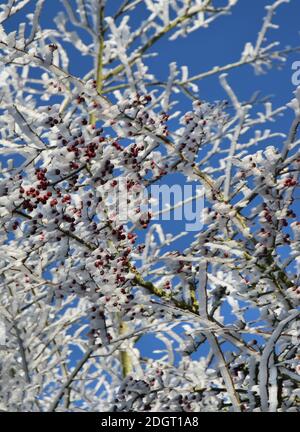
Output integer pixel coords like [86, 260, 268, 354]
[2, 0, 300, 368]
[4, 0, 300, 101]
[4, 0, 300, 141]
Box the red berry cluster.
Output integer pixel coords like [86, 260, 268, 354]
[284, 177, 297, 187]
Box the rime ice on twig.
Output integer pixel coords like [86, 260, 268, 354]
[0, 0, 299, 413]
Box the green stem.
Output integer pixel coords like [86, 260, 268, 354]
[103, 0, 212, 83]
[90, 2, 105, 125]
[119, 320, 132, 377]
[91, 3, 133, 377]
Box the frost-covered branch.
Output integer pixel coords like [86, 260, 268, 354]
[0, 0, 299, 413]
